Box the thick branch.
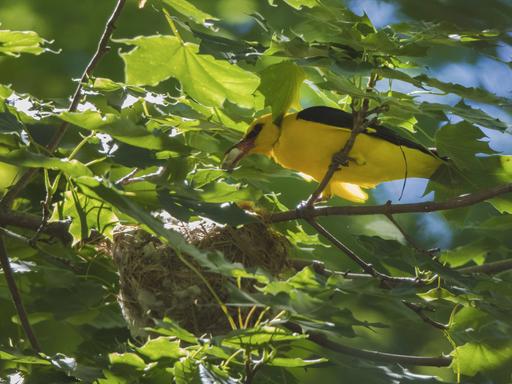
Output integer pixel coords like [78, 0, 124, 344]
[1, 0, 127, 209]
[268, 183, 512, 223]
[0, 235, 40, 351]
[0, 211, 71, 243]
[285, 322, 451, 367]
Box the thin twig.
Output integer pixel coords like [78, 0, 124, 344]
[305, 219, 445, 329]
[115, 168, 139, 185]
[0, 0, 127, 356]
[244, 350, 255, 384]
[293, 259, 443, 329]
[268, 183, 512, 223]
[284, 322, 451, 367]
[305, 217, 416, 285]
[385, 212, 423, 253]
[115, 167, 165, 186]
[385, 211, 440, 260]
[383, 214, 449, 327]
[0, 235, 40, 351]
[292, 259, 424, 285]
[402, 300, 448, 330]
[1, 0, 127, 210]
[305, 73, 380, 206]
[305, 217, 446, 328]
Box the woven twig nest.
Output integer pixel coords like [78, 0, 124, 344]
[111, 221, 292, 337]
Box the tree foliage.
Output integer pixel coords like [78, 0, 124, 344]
[0, 0, 511, 383]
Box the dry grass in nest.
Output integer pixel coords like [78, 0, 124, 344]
[111, 222, 293, 337]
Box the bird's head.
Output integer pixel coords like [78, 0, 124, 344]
[221, 114, 280, 171]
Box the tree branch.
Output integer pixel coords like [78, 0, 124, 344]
[268, 183, 512, 223]
[305, 217, 420, 285]
[285, 322, 451, 367]
[402, 300, 448, 330]
[0, 0, 127, 355]
[458, 258, 512, 275]
[0, 235, 40, 351]
[5, 206, 511, 278]
[301, 219, 445, 329]
[0, 211, 71, 243]
[305, 73, 380, 206]
[291, 259, 423, 286]
[0, 0, 127, 210]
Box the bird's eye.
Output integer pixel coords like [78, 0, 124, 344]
[245, 123, 264, 140]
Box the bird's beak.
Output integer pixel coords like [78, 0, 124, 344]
[221, 139, 254, 172]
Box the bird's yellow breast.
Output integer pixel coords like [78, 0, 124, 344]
[271, 115, 441, 187]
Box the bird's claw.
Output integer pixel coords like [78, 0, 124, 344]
[331, 153, 356, 170]
[296, 200, 316, 218]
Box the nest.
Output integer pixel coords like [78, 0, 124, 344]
[111, 221, 292, 337]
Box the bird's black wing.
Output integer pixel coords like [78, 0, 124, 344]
[296, 106, 435, 156]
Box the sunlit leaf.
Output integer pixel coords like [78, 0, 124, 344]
[118, 36, 260, 108]
[0, 30, 47, 56]
[109, 353, 146, 369]
[137, 337, 185, 360]
[452, 342, 512, 377]
[0, 350, 50, 365]
[161, 0, 217, 24]
[60, 110, 187, 152]
[267, 357, 327, 367]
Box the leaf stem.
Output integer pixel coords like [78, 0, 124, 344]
[163, 8, 184, 44]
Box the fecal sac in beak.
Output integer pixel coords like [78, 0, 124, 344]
[221, 140, 253, 172]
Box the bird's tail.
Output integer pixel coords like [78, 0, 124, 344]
[324, 181, 369, 203]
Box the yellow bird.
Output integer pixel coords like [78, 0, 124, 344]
[222, 106, 443, 203]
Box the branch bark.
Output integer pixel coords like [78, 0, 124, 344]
[285, 322, 451, 367]
[268, 183, 512, 223]
[291, 259, 423, 285]
[0, 211, 71, 243]
[292, 258, 512, 280]
[306, 217, 421, 285]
